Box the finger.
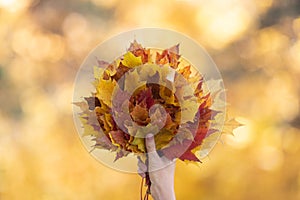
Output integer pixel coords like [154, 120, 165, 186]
[145, 134, 160, 162]
[145, 134, 157, 153]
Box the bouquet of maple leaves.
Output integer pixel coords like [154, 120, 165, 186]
[74, 40, 233, 198]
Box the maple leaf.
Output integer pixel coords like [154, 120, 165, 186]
[148, 104, 168, 129]
[163, 101, 215, 162]
[135, 87, 155, 109]
[200, 128, 218, 138]
[93, 134, 115, 150]
[133, 48, 150, 63]
[81, 120, 100, 137]
[93, 66, 105, 80]
[178, 65, 192, 79]
[84, 96, 101, 110]
[161, 139, 193, 161]
[155, 44, 181, 69]
[86, 110, 100, 129]
[137, 123, 160, 139]
[117, 88, 132, 102]
[103, 113, 115, 131]
[123, 120, 138, 136]
[138, 65, 159, 82]
[109, 130, 127, 147]
[112, 62, 130, 82]
[126, 143, 141, 153]
[114, 149, 130, 162]
[130, 137, 146, 152]
[130, 104, 150, 125]
[122, 51, 143, 68]
[124, 68, 146, 93]
[128, 40, 150, 64]
[193, 77, 204, 98]
[159, 85, 177, 105]
[73, 101, 89, 112]
[156, 50, 168, 65]
[168, 44, 180, 54]
[222, 118, 242, 135]
[154, 128, 175, 150]
[174, 127, 194, 144]
[180, 98, 199, 123]
[96, 59, 110, 68]
[94, 77, 116, 106]
[168, 52, 181, 69]
[172, 127, 207, 162]
[128, 39, 143, 52]
[75, 101, 103, 134]
[179, 149, 200, 162]
[94, 104, 109, 117]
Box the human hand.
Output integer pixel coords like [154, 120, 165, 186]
[138, 134, 176, 200]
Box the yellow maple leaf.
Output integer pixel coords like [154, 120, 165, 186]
[94, 78, 116, 106]
[122, 51, 143, 68]
[137, 64, 159, 81]
[135, 124, 160, 139]
[126, 143, 140, 153]
[159, 85, 177, 105]
[180, 97, 199, 123]
[154, 128, 175, 150]
[175, 127, 194, 144]
[222, 118, 242, 135]
[130, 137, 146, 152]
[124, 68, 146, 92]
[79, 116, 100, 137]
[93, 66, 105, 80]
[178, 65, 192, 79]
[105, 113, 114, 128]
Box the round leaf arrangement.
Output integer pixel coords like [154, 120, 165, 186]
[73, 28, 240, 199]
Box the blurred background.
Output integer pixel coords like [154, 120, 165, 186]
[0, 0, 300, 199]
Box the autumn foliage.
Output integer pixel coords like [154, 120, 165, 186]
[74, 40, 221, 162]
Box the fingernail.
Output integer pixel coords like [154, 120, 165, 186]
[146, 134, 153, 139]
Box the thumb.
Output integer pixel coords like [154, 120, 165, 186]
[145, 134, 157, 153]
[145, 134, 160, 163]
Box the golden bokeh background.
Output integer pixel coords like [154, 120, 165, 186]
[0, 0, 300, 199]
